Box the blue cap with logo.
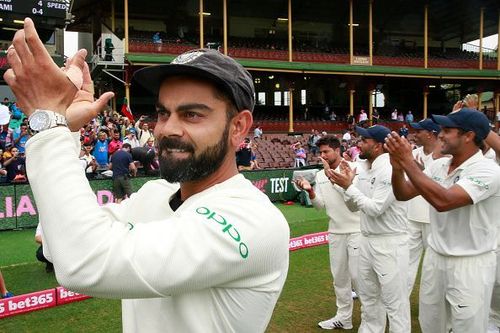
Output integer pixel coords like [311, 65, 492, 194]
[430, 108, 490, 141]
[355, 125, 391, 143]
[409, 118, 441, 133]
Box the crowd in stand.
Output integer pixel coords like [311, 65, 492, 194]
[0, 98, 160, 184]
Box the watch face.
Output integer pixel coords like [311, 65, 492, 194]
[30, 112, 51, 131]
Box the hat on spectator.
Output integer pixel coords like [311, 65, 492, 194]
[133, 49, 255, 112]
[127, 128, 137, 135]
[409, 118, 441, 133]
[431, 108, 490, 141]
[355, 125, 391, 143]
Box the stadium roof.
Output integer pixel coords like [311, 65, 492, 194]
[70, 0, 499, 44]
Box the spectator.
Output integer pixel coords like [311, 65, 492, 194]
[12, 123, 31, 154]
[120, 117, 133, 138]
[291, 141, 306, 167]
[110, 143, 137, 203]
[0, 149, 7, 183]
[135, 116, 154, 146]
[372, 108, 380, 124]
[8, 102, 25, 131]
[405, 111, 414, 123]
[35, 223, 54, 273]
[399, 123, 409, 137]
[3, 146, 25, 183]
[250, 141, 261, 169]
[358, 109, 368, 122]
[236, 138, 252, 171]
[0, 270, 13, 298]
[80, 142, 98, 175]
[347, 114, 355, 130]
[391, 108, 398, 121]
[104, 38, 114, 61]
[342, 130, 352, 142]
[308, 130, 321, 156]
[93, 131, 109, 170]
[397, 111, 404, 122]
[123, 128, 140, 148]
[152, 32, 162, 44]
[108, 130, 123, 156]
[330, 110, 337, 121]
[253, 124, 263, 139]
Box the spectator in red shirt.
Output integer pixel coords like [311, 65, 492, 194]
[108, 130, 123, 156]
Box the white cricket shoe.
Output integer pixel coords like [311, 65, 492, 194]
[351, 290, 358, 299]
[318, 317, 353, 330]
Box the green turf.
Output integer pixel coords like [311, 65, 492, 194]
[0, 203, 422, 332]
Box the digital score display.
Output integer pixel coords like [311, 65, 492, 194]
[0, 0, 69, 19]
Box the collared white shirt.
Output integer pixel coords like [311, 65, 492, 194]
[425, 150, 500, 256]
[311, 162, 361, 234]
[407, 146, 444, 223]
[344, 153, 408, 236]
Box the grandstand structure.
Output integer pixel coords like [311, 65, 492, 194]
[0, 0, 499, 134]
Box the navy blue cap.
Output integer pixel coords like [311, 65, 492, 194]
[409, 119, 441, 133]
[431, 108, 490, 141]
[355, 125, 391, 143]
[133, 49, 255, 112]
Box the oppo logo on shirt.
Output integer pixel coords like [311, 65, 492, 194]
[195, 207, 249, 259]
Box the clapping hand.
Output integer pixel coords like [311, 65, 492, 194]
[3, 18, 113, 131]
[384, 131, 413, 170]
[293, 176, 312, 191]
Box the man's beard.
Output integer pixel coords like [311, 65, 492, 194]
[157, 124, 230, 183]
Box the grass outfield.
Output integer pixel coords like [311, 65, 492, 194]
[0, 203, 422, 332]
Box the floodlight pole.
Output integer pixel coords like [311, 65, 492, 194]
[288, 0, 293, 62]
[124, 0, 128, 54]
[424, 4, 428, 69]
[349, 89, 355, 116]
[497, 10, 500, 71]
[199, 0, 204, 49]
[349, 0, 353, 65]
[288, 89, 294, 133]
[423, 88, 429, 119]
[111, 0, 115, 32]
[369, 0, 373, 66]
[479, 7, 484, 70]
[223, 0, 228, 55]
[368, 89, 374, 125]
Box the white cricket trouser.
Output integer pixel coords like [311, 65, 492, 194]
[357, 234, 410, 333]
[490, 248, 500, 327]
[419, 247, 496, 333]
[328, 232, 361, 322]
[407, 220, 430, 295]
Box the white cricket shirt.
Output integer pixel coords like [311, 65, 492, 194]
[425, 151, 500, 256]
[344, 153, 408, 236]
[26, 127, 290, 333]
[311, 164, 361, 234]
[407, 146, 446, 223]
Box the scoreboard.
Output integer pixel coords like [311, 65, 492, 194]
[0, 0, 69, 20]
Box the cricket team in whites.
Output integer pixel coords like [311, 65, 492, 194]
[296, 99, 500, 332]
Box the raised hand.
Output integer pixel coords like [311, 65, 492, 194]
[294, 176, 312, 191]
[328, 160, 355, 190]
[3, 18, 80, 116]
[384, 131, 414, 169]
[64, 54, 114, 131]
